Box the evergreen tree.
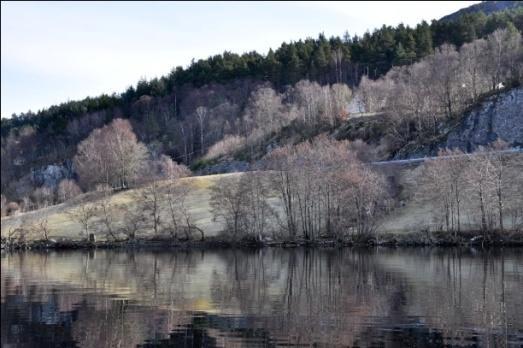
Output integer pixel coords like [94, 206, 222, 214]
[3, 5, 522, 135]
[415, 21, 433, 58]
[264, 49, 281, 85]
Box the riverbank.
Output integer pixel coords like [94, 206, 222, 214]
[2, 230, 522, 251]
[3, 157, 523, 244]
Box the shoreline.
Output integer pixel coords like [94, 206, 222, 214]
[2, 230, 522, 251]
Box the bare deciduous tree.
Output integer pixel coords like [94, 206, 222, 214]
[418, 149, 466, 236]
[430, 44, 464, 118]
[32, 186, 54, 209]
[137, 181, 163, 237]
[108, 119, 148, 189]
[329, 83, 352, 125]
[355, 75, 390, 113]
[204, 135, 246, 161]
[239, 172, 274, 241]
[96, 193, 119, 241]
[210, 176, 247, 239]
[357, 30, 520, 149]
[121, 209, 145, 241]
[30, 216, 51, 241]
[210, 172, 274, 241]
[244, 87, 288, 133]
[57, 179, 82, 203]
[485, 140, 510, 232]
[6, 225, 29, 245]
[485, 28, 522, 90]
[165, 182, 202, 240]
[74, 118, 148, 190]
[147, 154, 191, 182]
[264, 136, 390, 240]
[195, 106, 208, 155]
[338, 163, 391, 236]
[460, 39, 489, 102]
[418, 142, 521, 236]
[67, 204, 98, 239]
[465, 150, 497, 237]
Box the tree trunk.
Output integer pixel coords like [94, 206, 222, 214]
[498, 188, 504, 232]
[479, 188, 488, 238]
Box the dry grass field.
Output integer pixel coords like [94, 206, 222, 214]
[2, 153, 522, 241]
[1, 173, 240, 241]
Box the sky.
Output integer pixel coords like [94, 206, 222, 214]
[1, 1, 479, 118]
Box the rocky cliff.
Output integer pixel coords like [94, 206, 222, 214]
[444, 87, 523, 151]
[396, 87, 523, 159]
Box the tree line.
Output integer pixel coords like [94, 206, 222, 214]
[210, 136, 391, 242]
[3, 5, 522, 133]
[418, 141, 523, 240]
[357, 27, 522, 149]
[1, 80, 353, 207]
[1, 8, 523, 182]
[3, 133, 393, 243]
[1, 8, 522, 212]
[2, 24, 521, 211]
[3, 124, 521, 244]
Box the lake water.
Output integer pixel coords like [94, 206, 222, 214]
[1, 248, 522, 347]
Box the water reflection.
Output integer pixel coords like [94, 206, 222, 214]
[1, 248, 522, 347]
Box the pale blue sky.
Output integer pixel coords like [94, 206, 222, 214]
[1, 1, 478, 118]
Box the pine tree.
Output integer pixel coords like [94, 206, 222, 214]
[265, 49, 281, 86]
[415, 21, 433, 58]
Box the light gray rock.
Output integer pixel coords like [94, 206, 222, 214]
[444, 88, 523, 151]
[395, 88, 523, 159]
[31, 164, 69, 187]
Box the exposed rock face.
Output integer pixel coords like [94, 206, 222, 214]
[31, 164, 70, 187]
[396, 88, 523, 159]
[444, 88, 523, 152]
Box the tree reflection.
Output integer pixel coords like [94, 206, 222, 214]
[1, 248, 522, 347]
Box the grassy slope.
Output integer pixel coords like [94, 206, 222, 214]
[0, 173, 239, 241]
[2, 154, 522, 241]
[378, 154, 523, 233]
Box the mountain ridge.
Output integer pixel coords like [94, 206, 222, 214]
[1, 3, 522, 212]
[440, 1, 522, 22]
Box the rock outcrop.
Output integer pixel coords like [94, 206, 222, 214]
[396, 87, 523, 159]
[443, 88, 523, 152]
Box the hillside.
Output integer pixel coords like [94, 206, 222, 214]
[1, 174, 232, 241]
[1, 3, 522, 229]
[2, 150, 523, 243]
[2, 5, 522, 164]
[440, 1, 522, 22]
[392, 87, 523, 159]
[207, 82, 523, 171]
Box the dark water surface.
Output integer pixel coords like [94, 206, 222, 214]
[1, 248, 522, 347]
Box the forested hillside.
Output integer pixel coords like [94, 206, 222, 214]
[3, 4, 522, 132]
[440, 1, 522, 22]
[1, 3, 522, 214]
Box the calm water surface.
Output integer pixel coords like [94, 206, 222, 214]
[1, 248, 522, 347]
